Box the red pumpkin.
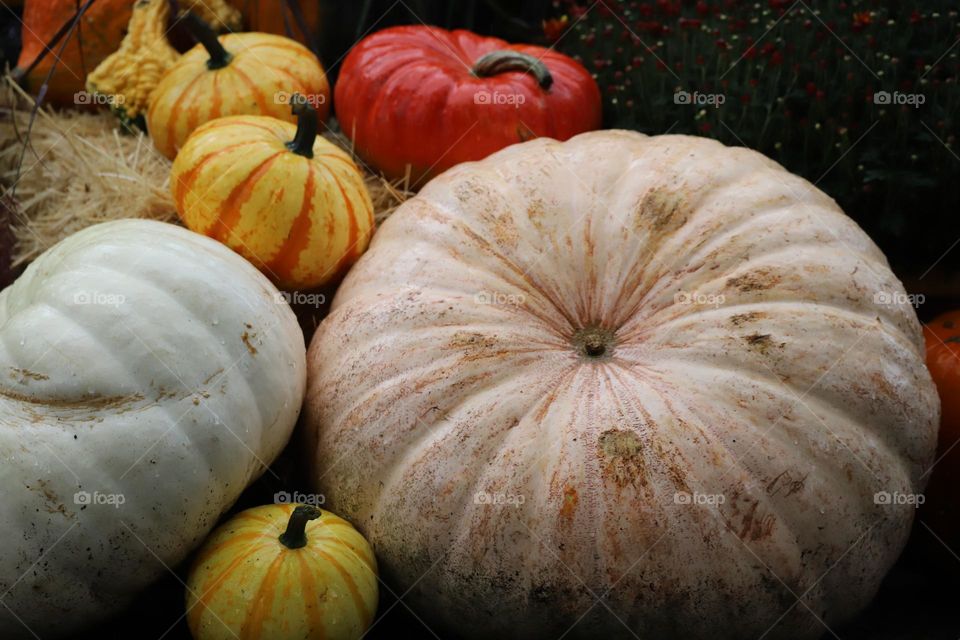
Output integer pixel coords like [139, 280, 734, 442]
[334, 25, 602, 183]
[920, 311, 960, 544]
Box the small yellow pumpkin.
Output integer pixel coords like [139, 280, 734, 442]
[171, 99, 374, 290]
[186, 504, 378, 640]
[147, 13, 330, 159]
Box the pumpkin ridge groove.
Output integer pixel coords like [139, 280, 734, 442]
[227, 64, 270, 115]
[443, 363, 581, 554]
[652, 357, 915, 491]
[239, 551, 287, 640]
[312, 535, 377, 572]
[295, 550, 328, 638]
[624, 300, 920, 356]
[163, 70, 209, 152]
[323, 346, 552, 478]
[209, 151, 286, 244]
[189, 542, 274, 631]
[173, 140, 265, 205]
[443, 214, 579, 332]
[362, 362, 554, 521]
[303, 546, 370, 622]
[264, 163, 316, 280]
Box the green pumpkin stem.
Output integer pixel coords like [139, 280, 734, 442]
[286, 96, 318, 158]
[472, 50, 553, 90]
[279, 505, 322, 549]
[180, 12, 232, 70]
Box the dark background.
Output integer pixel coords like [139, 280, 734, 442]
[2, 1, 959, 638]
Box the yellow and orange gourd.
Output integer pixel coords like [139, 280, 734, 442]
[186, 504, 378, 640]
[147, 13, 330, 159]
[171, 99, 374, 290]
[85, 0, 242, 129]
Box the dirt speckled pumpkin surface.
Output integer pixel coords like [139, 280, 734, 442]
[304, 131, 938, 639]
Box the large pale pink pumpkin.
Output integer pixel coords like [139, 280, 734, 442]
[304, 131, 938, 639]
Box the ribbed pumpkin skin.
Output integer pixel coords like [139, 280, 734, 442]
[147, 32, 329, 159]
[305, 131, 939, 639]
[186, 504, 378, 640]
[171, 116, 374, 290]
[335, 25, 602, 183]
[0, 220, 306, 639]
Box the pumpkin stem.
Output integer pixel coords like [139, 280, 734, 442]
[279, 505, 322, 549]
[572, 326, 615, 359]
[472, 50, 553, 90]
[285, 96, 318, 158]
[180, 12, 232, 70]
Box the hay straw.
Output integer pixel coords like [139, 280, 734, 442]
[0, 75, 413, 267]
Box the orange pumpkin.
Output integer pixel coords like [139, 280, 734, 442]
[170, 99, 373, 290]
[13, 0, 133, 106]
[920, 311, 960, 543]
[147, 13, 330, 159]
[230, 0, 322, 47]
[186, 504, 378, 640]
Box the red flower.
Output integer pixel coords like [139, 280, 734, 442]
[543, 16, 570, 43]
[805, 81, 817, 96]
[852, 11, 872, 30]
[770, 51, 784, 66]
[680, 17, 702, 29]
[910, 10, 922, 24]
[741, 93, 751, 104]
[696, 1, 710, 16]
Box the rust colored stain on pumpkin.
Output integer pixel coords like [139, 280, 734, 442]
[241, 331, 259, 356]
[726, 268, 783, 292]
[730, 312, 765, 326]
[737, 500, 776, 541]
[9, 368, 49, 383]
[598, 429, 646, 488]
[742, 332, 786, 356]
[636, 186, 690, 235]
[560, 485, 578, 519]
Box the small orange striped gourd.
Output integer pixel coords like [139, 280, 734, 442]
[170, 98, 374, 290]
[186, 504, 378, 640]
[147, 12, 330, 160]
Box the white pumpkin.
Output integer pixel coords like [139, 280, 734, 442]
[0, 220, 306, 638]
[305, 131, 939, 639]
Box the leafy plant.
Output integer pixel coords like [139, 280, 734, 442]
[550, 0, 959, 277]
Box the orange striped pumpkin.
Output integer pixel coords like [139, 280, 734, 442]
[170, 99, 374, 290]
[186, 504, 378, 640]
[147, 13, 330, 160]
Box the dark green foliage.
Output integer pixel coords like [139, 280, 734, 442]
[550, 0, 959, 277]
